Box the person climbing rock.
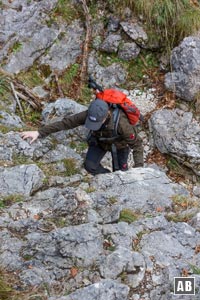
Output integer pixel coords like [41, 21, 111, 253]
[21, 98, 144, 175]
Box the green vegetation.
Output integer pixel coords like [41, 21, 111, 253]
[59, 63, 79, 91]
[165, 194, 199, 222]
[11, 41, 22, 53]
[78, 84, 93, 104]
[189, 263, 200, 275]
[52, 0, 80, 23]
[0, 125, 17, 134]
[12, 154, 32, 165]
[37, 158, 79, 177]
[125, 51, 159, 86]
[0, 75, 11, 100]
[58, 64, 93, 103]
[97, 50, 159, 88]
[62, 158, 79, 176]
[84, 186, 96, 193]
[166, 212, 195, 223]
[116, 0, 200, 50]
[171, 194, 199, 210]
[98, 52, 122, 67]
[108, 196, 118, 204]
[119, 208, 139, 223]
[0, 195, 24, 208]
[0, 273, 13, 300]
[69, 141, 88, 153]
[18, 65, 44, 88]
[167, 157, 185, 177]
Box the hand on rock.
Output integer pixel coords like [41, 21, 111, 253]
[20, 131, 39, 144]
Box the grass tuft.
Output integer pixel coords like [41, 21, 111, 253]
[116, 0, 200, 50]
[119, 208, 139, 223]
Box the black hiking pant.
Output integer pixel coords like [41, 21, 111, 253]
[84, 144, 130, 175]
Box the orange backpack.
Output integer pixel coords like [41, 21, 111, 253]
[96, 89, 141, 125]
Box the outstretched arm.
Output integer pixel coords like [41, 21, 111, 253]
[20, 110, 88, 144]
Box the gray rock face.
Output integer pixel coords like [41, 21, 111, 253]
[118, 42, 140, 61]
[41, 98, 86, 122]
[100, 247, 145, 287]
[165, 37, 200, 101]
[99, 34, 122, 53]
[149, 109, 200, 173]
[0, 0, 58, 70]
[40, 20, 84, 71]
[0, 164, 45, 196]
[49, 279, 130, 300]
[54, 223, 104, 267]
[88, 51, 127, 88]
[120, 22, 148, 47]
[0, 165, 199, 299]
[107, 16, 120, 33]
[89, 168, 188, 215]
[0, 111, 24, 128]
[4, 27, 59, 74]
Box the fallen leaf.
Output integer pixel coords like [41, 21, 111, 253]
[70, 267, 78, 278]
[195, 245, 200, 254]
[182, 268, 189, 277]
[156, 207, 163, 212]
[33, 214, 40, 220]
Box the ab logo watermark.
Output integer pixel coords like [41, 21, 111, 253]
[174, 277, 195, 295]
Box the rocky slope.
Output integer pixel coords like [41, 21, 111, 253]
[0, 1, 200, 299]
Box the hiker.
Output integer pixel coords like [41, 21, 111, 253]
[20, 98, 144, 175]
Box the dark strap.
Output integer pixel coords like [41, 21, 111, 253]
[111, 143, 119, 171]
[111, 106, 120, 171]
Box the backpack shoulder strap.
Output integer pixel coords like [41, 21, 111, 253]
[112, 105, 120, 136]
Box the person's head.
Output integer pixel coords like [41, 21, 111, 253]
[85, 99, 109, 131]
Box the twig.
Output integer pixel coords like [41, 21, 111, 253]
[14, 81, 41, 110]
[76, 0, 92, 99]
[10, 82, 25, 117]
[53, 71, 64, 98]
[171, 154, 200, 177]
